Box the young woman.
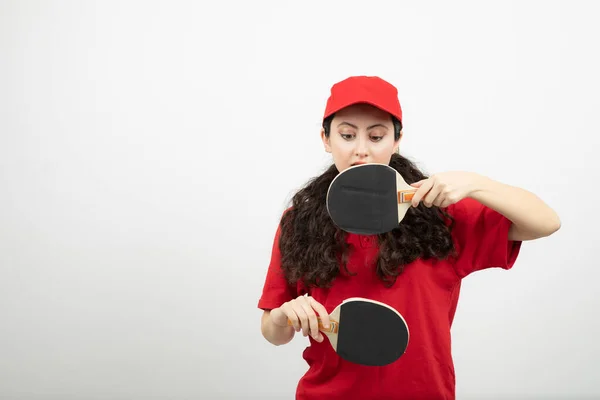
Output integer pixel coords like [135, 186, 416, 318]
[257, 76, 560, 400]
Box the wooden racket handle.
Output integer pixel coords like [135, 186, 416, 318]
[287, 318, 339, 334]
[398, 189, 417, 203]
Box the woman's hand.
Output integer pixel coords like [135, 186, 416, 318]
[410, 171, 484, 208]
[270, 295, 330, 342]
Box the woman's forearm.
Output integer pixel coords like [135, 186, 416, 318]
[470, 176, 561, 241]
[261, 310, 295, 346]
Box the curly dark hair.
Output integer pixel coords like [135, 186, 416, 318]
[278, 115, 456, 289]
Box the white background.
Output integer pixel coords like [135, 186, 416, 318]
[1, 0, 598, 399]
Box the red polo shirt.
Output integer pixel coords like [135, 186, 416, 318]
[258, 198, 521, 400]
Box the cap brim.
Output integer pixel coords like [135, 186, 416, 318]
[324, 99, 401, 121]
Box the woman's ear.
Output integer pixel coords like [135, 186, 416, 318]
[321, 128, 331, 153]
[394, 130, 403, 153]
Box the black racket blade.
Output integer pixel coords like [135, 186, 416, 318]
[327, 164, 400, 235]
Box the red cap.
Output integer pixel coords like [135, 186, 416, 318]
[323, 76, 402, 122]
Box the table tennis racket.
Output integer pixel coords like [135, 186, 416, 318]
[288, 297, 409, 366]
[326, 163, 417, 235]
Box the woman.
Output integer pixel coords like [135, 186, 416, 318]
[257, 76, 560, 400]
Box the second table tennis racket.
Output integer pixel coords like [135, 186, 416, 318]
[326, 163, 417, 235]
[288, 297, 409, 366]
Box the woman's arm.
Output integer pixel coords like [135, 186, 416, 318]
[469, 176, 561, 241]
[410, 171, 561, 241]
[261, 310, 296, 346]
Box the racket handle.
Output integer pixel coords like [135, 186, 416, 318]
[398, 189, 417, 203]
[286, 318, 339, 334]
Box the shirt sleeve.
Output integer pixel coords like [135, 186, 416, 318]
[257, 221, 298, 311]
[448, 198, 522, 279]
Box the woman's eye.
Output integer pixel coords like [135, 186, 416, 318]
[341, 134, 354, 140]
[371, 136, 383, 142]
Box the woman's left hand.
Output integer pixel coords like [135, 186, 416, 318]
[410, 171, 485, 208]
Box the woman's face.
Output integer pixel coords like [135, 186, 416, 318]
[321, 103, 401, 172]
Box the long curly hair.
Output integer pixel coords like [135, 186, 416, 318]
[278, 117, 456, 289]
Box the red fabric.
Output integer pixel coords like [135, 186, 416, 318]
[323, 76, 403, 122]
[258, 198, 521, 400]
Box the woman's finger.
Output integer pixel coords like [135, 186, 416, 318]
[298, 297, 319, 340]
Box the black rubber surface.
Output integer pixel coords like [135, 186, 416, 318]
[336, 301, 409, 366]
[327, 164, 399, 235]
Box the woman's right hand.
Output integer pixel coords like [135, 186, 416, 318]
[269, 295, 331, 343]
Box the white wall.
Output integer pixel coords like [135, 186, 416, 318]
[1, 0, 598, 398]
